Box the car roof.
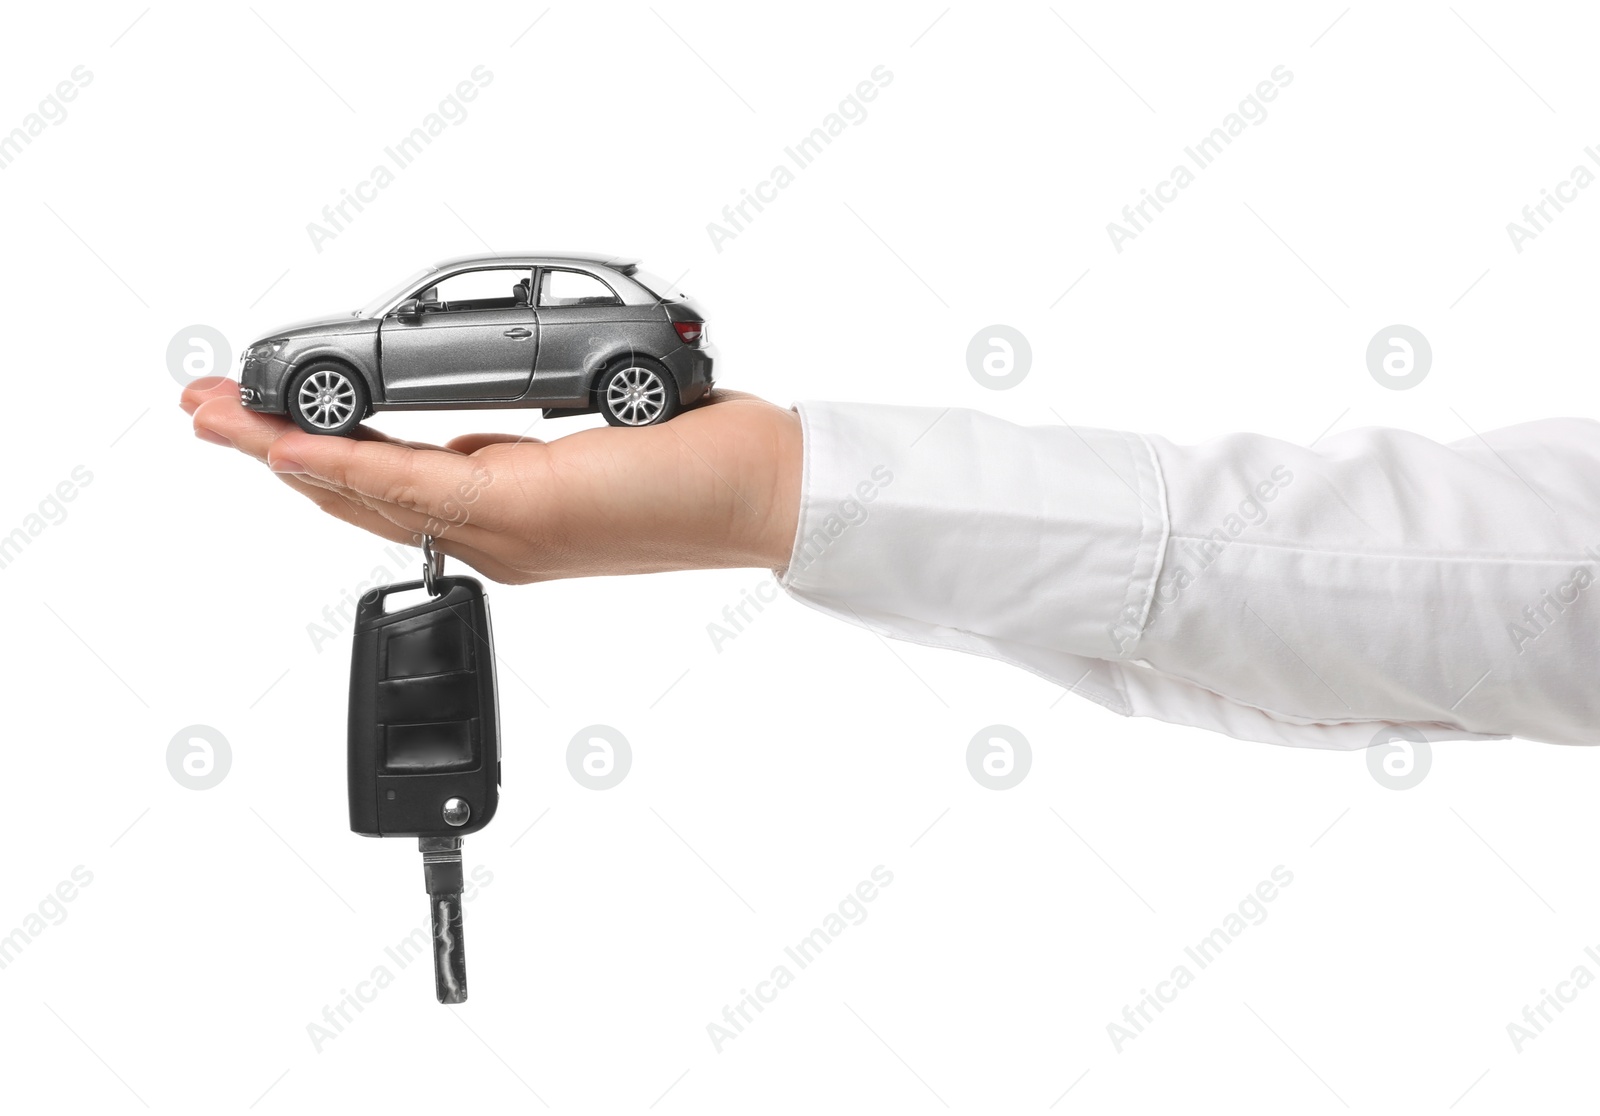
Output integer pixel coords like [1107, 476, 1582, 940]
[429, 252, 639, 274]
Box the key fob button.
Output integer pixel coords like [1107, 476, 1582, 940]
[384, 721, 478, 773]
[385, 620, 470, 677]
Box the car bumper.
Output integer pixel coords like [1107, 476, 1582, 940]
[239, 356, 289, 412]
[664, 345, 715, 404]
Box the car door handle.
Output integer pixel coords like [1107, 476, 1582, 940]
[503, 327, 533, 340]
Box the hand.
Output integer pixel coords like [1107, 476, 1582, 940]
[182, 378, 802, 584]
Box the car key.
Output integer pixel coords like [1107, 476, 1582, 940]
[348, 538, 501, 1004]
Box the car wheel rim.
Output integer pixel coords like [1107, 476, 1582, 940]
[606, 367, 667, 426]
[298, 369, 357, 430]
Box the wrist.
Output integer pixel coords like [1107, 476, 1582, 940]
[716, 400, 801, 571]
[758, 405, 803, 569]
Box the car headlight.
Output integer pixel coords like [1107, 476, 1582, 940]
[246, 338, 289, 360]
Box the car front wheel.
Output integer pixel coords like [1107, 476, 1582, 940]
[598, 361, 680, 427]
[287, 363, 369, 437]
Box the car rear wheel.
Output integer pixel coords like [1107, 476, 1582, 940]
[598, 361, 679, 427]
[288, 363, 369, 437]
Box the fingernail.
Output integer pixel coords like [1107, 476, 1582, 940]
[195, 428, 232, 447]
[270, 458, 308, 475]
[179, 399, 197, 416]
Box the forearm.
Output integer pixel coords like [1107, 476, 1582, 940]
[779, 402, 1164, 659]
[778, 402, 1600, 748]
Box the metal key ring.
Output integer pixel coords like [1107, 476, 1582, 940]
[422, 534, 445, 596]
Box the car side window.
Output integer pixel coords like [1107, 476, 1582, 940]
[538, 269, 620, 309]
[416, 268, 533, 313]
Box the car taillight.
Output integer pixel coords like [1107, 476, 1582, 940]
[673, 321, 705, 346]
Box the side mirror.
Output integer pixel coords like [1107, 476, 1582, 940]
[419, 299, 445, 314]
[394, 298, 421, 320]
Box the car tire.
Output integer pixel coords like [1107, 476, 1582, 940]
[597, 360, 680, 427]
[287, 362, 370, 437]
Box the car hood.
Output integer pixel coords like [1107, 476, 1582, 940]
[253, 313, 380, 345]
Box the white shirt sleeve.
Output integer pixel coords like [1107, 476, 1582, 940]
[778, 401, 1600, 749]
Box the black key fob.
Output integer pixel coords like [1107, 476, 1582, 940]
[348, 576, 501, 839]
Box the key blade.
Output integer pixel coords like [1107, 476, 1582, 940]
[420, 837, 468, 1004]
[429, 891, 468, 1004]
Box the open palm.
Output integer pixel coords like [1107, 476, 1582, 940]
[182, 378, 800, 583]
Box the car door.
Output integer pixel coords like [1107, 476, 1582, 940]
[529, 267, 640, 405]
[379, 267, 537, 402]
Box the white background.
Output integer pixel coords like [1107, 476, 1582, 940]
[3, 1, 1598, 1112]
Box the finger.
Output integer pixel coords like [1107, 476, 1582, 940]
[352, 425, 459, 453]
[279, 472, 418, 546]
[428, 531, 527, 584]
[193, 395, 298, 462]
[445, 432, 545, 454]
[240, 423, 510, 550]
[330, 480, 504, 551]
[693, 387, 762, 406]
[276, 474, 525, 584]
[180, 376, 239, 415]
[267, 427, 516, 531]
[187, 399, 491, 544]
[193, 389, 451, 462]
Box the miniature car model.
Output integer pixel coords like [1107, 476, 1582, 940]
[238, 253, 714, 436]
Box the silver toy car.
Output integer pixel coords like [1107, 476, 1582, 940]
[239, 253, 714, 435]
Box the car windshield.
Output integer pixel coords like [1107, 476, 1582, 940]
[354, 267, 437, 318]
